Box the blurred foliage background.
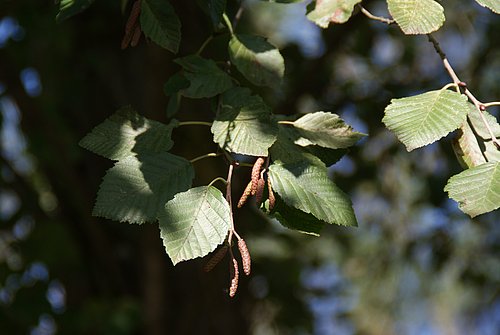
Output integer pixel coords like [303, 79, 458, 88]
[0, 0, 499, 334]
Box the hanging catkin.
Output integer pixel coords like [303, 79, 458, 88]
[238, 239, 251, 276]
[229, 257, 239, 298]
[130, 24, 142, 47]
[121, 0, 142, 49]
[255, 177, 265, 205]
[251, 157, 265, 195]
[237, 180, 253, 208]
[267, 178, 276, 211]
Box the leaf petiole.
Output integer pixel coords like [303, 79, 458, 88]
[222, 13, 234, 35]
[190, 152, 221, 163]
[178, 121, 213, 127]
[208, 177, 227, 188]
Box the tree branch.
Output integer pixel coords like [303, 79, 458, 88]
[427, 34, 500, 148]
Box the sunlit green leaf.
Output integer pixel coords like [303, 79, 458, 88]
[229, 34, 285, 88]
[141, 0, 181, 53]
[475, 0, 500, 14]
[290, 112, 365, 149]
[306, 0, 362, 28]
[56, 0, 95, 22]
[93, 153, 194, 224]
[468, 107, 500, 140]
[79, 106, 178, 160]
[387, 0, 445, 34]
[174, 55, 233, 98]
[445, 162, 500, 217]
[211, 88, 278, 156]
[484, 141, 500, 163]
[382, 90, 469, 151]
[159, 186, 230, 265]
[269, 161, 357, 226]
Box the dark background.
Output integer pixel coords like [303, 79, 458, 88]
[1, 0, 499, 334]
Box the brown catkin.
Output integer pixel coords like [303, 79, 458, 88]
[229, 257, 239, 298]
[121, 0, 141, 49]
[255, 177, 265, 205]
[267, 178, 276, 211]
[203, 245, 228, 272]
[121, 27, 134, 49]
[251, 157, 265, 195]
[238, 239, 251, 276]
[130, 24, 142, 47]
[237, 180, 253, 208]
[126, 0, 142, 36]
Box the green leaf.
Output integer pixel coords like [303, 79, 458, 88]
[289, 112, 365, 149]
[163, 72, 190, 96]
[452, 122, 486, 169]
[260, 0, 304, 3]
[387, 0, 445, 35]
[269, 127, 327, 167]
[306, 0, 362, 28]
[93, 153, 194, 224]
[266, 195, 326, 236]
[445, 162, 500, 217]
[475, 0, 500, 14]
[166, 93, 182, 118]
[382, 90, 469, 151]
[196, 0, 227, 26]
[211, 88, 278, 156]
[79, 106, 178, 160]
[174, 55, 233, 98]
[56, 0, 95, 22]
[158, 186, 230, 265]
[468, 107, 500, 140]
[270, 125, 346, 166]
[304, 146, 348, 167]
[141, 0, 181, 53]
[268, 161, 357, 226]
[229, 34, 285, 88]
[484, 140, 500, 163]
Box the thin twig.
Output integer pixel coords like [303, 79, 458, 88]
[278, 120, 295, 125]
[427, 34, 500, 148]
[196, 35, 214, 55]
[226, 163, 236, 245]
[178, 121, 213, 127]
[359, 5, 395, 25]
[190, 152, 220, 163]
[222, 13, 234, 35]
[207, 177, 227, 188]
[483, 102, 500, 108]
[233, 3, 245, 30]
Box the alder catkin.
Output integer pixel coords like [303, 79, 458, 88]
[229, 257, 239, 298]
[238, 239, 251, 276]
[121, 0, 142, 49]
[237, 180, 253, 208]
[267, 178, 276, 211]
[130, 24, 142, 47]
[251, 157, 265, 195]
[255, 177, 265, 205]
[203, 245, 228, 272]
[126, 0, 142, 36]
